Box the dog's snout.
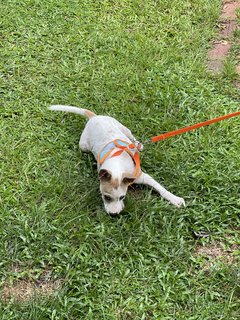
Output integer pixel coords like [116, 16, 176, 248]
[109, 211, 120, 217]
[103, 197, 125, 216]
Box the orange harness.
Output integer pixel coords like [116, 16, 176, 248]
[98, 139, 142, 177]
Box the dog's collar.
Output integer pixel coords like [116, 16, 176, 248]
[98, 139, 141, 177]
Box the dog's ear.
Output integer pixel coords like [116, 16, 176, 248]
[122, 177, 135, 185]
[99, 169, 112, 182]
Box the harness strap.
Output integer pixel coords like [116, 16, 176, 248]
[98, 139, 141, 177]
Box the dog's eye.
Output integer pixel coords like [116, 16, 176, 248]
[104, 195, 112, 202]
[119, 195, 125, 201]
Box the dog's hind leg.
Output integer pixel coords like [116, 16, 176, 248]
[134, 172, 185, 208]
[79, 128, 91, 152]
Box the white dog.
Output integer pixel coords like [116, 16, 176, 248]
[49, 105, 185, 216]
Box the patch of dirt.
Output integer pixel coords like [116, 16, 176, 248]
[233, 80, 240, 87]
[220, 1, 240, 20]
[1, 279, 62, 303]
[219, 20, 237, 38]
[208, 41, 232, 72]
[208, 40, 232, 59]
[196, 239, 239, 270]
[236, 64, 240, 73]
[0, 267, 62, 303]
[207, 1, 240, 74]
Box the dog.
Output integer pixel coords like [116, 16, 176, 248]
[49, 105, 185, 216]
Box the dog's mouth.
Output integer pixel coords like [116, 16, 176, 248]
[103, 199, 125, 216]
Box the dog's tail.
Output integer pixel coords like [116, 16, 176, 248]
[48, 105, 96, 119]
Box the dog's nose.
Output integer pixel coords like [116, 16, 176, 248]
[109, 212, 119, 218]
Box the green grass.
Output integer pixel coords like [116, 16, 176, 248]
[1, 0, 240, 319]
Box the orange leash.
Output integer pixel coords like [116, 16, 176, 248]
[150, 111, 240, 143]
[96, 112, 239, 178]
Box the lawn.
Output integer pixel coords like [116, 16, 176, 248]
[0, 0, 240, 319]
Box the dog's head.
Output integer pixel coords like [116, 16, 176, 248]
[99, 169, 135, 216]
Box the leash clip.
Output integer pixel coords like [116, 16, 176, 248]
[136, 141, 144, 151]
[131, 140, 144, 151]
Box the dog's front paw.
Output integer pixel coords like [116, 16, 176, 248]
[170, 196, 185, 208]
